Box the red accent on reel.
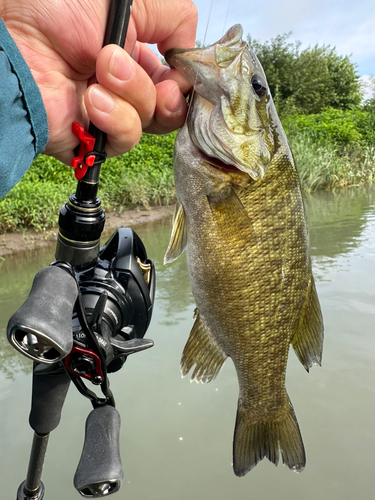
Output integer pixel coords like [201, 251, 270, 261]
[71, 122, 96, 180]
[64, 345, 104, 382]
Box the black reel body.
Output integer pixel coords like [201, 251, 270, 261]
[76, 226, 154, 341]
[66, 228, 155, 382]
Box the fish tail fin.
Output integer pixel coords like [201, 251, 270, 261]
[233, 397, 305, 476]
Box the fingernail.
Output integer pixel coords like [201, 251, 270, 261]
[89, 87, 115, 113]
[110, 47, 134, 81]
[165, 86, 183, 114]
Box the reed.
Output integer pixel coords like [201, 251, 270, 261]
[289, 134, 375, 192]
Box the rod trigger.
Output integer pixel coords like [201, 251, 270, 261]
[71, 122, 96, 180]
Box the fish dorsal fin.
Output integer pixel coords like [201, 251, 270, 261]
[163, 202, 188, 264]
[291, 277, 324, 371]
[181, 309, 227, 383]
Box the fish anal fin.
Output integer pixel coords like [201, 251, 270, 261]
[163, 202, 187, 264]
[291, 277, 324, 372]
[233, 397, 305, 476]
[181, 309, 227, 383]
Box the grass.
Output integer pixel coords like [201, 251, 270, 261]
[289, 135, 375, 192]
[1, 107, 375, 233]
[0, 132, 176, 234]
[283, 107, 375, 192]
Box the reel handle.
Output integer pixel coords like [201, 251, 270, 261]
[7, 265, 78, 363]
[74, 405, 124, 497]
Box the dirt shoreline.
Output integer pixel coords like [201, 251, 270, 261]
[0, 205, 174, 258]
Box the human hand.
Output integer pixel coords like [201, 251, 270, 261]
[1, 0, 197, 165]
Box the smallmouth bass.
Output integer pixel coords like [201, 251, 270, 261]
[164, 24, 323, 476]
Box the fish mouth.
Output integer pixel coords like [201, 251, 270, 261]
[201, 152, 252, 187]
[201, 152, 240, 174]
[165, 47, 191, 68]
[165, 47, 205, 71]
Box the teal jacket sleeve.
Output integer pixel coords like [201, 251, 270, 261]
[0, 20, 49, 200]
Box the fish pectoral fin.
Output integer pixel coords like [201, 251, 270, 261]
[163, 202, 188, 264]
[208, 185, 254, 245]
[181, 309, 227, 383]
[291, 277, 324, 372]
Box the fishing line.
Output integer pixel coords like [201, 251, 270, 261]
[202, 0, 214, 47]
[222, 0, 233, 36]
[184, 0, 215, 125]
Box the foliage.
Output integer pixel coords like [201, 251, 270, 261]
[247, 32, 362, 117]
[0, 157, 75, 233]
[283, 108, 375, 192]
[283, 107, 375, 148]
[100, 131, 176, 209]
[0, 132, 176, 234]
[289, 134, 375, 192]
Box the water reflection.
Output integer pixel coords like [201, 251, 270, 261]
[134, 218, 195, 322]
[1, 185, 375, 500]
[304, 185, 374, 258]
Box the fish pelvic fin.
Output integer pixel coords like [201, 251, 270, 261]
[181, 309, 227, 383]
[233, 397, 306, 476]
[164, 202, 188, 264]
[291, 277, 324, 371]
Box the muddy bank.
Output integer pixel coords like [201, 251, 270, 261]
[0, 205, 174, 258]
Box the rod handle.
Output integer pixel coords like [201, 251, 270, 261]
[29, 364, 71, 434]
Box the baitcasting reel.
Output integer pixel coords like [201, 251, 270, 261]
[7, 227, 155, 498]
[8, 227, 155, 372]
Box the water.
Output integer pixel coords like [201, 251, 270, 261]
[1, 185, 375, 499]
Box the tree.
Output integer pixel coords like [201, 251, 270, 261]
[247, 33, 362, 116]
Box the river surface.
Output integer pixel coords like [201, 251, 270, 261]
[1, 185, 375, 500]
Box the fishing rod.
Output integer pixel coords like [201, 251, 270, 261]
[6, 1, 156, 498]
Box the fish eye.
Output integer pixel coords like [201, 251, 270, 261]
[251, 74, 267, 98]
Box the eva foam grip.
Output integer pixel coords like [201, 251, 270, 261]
[29, 364, 71, 434]
[74, 405, 124, 497]
[7, 266, 78, 363]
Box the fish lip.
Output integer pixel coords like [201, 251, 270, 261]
[165, 47, 198, 68]
[165, 24, 243, 67]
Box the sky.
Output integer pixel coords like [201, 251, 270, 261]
[190, 0, 375, 90]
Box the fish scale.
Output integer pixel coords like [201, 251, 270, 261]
[164, 24, 323, 476]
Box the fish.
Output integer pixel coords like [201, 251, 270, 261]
[163, 24, 324, 476]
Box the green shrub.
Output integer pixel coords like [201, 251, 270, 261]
[283, 108, 375, 191]
[0, 132, 177, 233]
[100, 132, 176, 209]
[289, 134, 375, 192]
[284, 108, 359, 147]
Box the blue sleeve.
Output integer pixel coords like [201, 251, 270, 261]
[0, 20, 49, 200]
